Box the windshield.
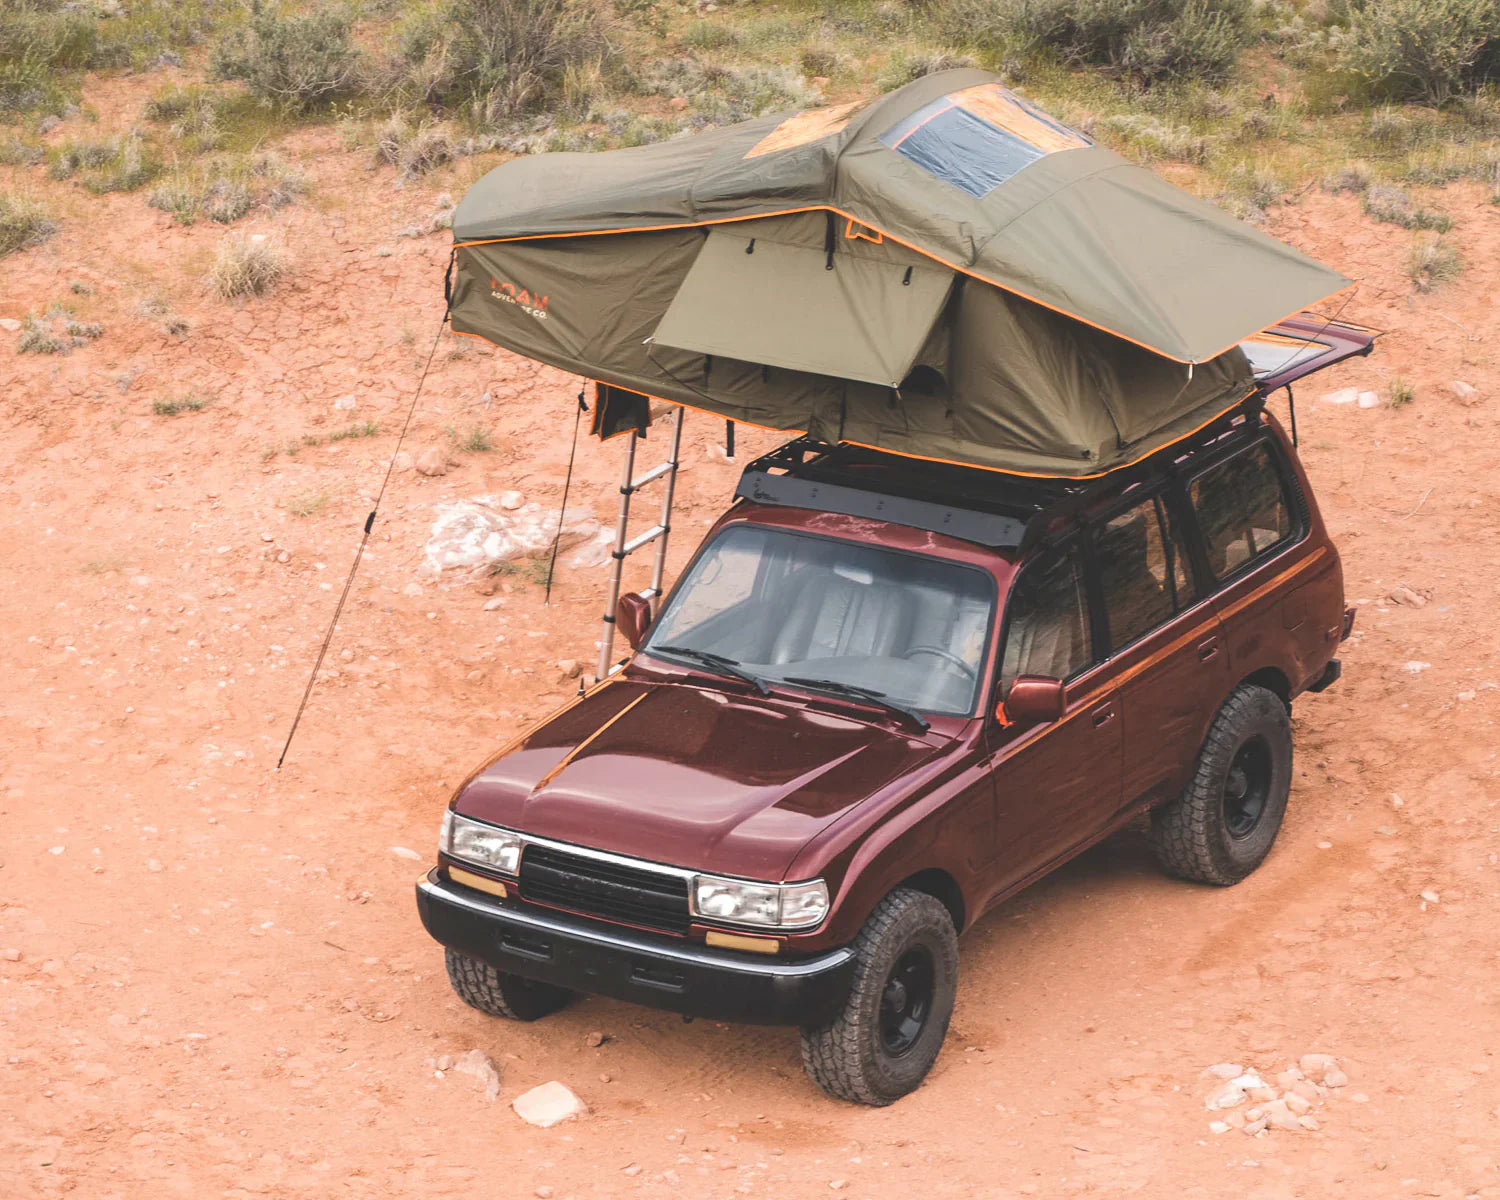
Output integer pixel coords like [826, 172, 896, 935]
[642, 525, 994, 717]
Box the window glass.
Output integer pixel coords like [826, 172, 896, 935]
[1093, 500, 1176, 648]
[1189, 443, 1295, 580]
[1159, 495, 1197, 610]
[644, 526, 995, 717]
[1000, 545, 1091, 695]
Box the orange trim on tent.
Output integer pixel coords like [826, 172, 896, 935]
[843, 218, 883, 244]
[453, 208, 1359, 366]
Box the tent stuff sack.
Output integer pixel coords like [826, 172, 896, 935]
[448, 69, 1354, 478]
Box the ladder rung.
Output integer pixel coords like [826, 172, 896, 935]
[629, 461, 676, 490]
[619, 524, 667, 556]
[638, 586, 661, 601]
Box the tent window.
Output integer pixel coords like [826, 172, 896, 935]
[881, 84, 1090, 199]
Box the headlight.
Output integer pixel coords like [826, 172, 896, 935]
[691, 875, 829, 930]
[442, 811, 523, 876]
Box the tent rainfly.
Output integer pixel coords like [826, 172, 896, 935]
[448, 69, 1355, 477]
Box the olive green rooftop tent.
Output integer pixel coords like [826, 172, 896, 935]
[449, 68, 1357, 478]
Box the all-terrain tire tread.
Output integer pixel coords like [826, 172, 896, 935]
[444, 948, 570, 1021]
[800, 888, 957, 1106]
[1150, 684, 1291, 886]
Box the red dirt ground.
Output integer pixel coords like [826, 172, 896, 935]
[3, 76, 1499, 1200]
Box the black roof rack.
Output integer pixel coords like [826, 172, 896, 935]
[735, 401, 1269, 550]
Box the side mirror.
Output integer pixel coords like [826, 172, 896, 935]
[1001, 675, 1066, 726]
[616, 592, 653, 650]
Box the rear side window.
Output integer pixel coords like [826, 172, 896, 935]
[1001, 544, 1092, 694]
[1189, 442, 1296, 581]
[1092, 495, 1195, 649]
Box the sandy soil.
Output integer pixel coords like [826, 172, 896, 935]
[3, 76, 1500, 1200]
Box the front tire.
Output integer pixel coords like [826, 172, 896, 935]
[444, 948, 572, 1020]
[799, 888, 958, 1105]
[1150, 683, 1292, 885]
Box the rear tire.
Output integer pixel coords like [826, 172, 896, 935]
[799, 888, 958, 1105]
[444, 948, 572, 1020]
[1151, 683, 1292, 885]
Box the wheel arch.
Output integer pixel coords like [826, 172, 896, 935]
[1239, 666, 1291, 711]
[895, 867, 966, 932]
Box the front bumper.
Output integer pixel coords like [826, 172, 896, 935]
[416, 870, 855, 1027]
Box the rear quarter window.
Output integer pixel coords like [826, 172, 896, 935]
[1188, 441, 1299, 581]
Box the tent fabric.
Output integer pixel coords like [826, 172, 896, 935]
[652, 226, 956, 388]
[453, 68, 1351, 365]
[448, 69, 1349, 477]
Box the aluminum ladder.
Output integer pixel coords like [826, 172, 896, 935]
[597, 406, 685, 678]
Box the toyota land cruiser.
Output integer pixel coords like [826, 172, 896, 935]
[417, 406, 1354, 1105]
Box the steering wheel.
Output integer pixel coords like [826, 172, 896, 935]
[902, 645, 976, 680]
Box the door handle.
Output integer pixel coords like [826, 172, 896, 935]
[1198, 636, 1220, 662]
[1091, 704, 1115, 727]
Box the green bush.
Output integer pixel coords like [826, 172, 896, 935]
[211, 2, 361, 111]
[927, 0, 1251, 85]
[1337, 0, 1500, 106]
[0, 193, 58, 258]
[398, 0, 610, 125]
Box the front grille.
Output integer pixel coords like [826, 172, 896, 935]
[519, 843, 691, 934]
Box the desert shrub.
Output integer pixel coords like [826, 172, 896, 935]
[876, 48, 976, 92]
[1323, 161, 1372, 193]
[49, 132, 160, 193]
[639, 57, 819, 121]
[1406, 232, 1461, 290]
[145, 82, 224, 151]
[398, 0, 610, 125]
[0, 137, 44, 166]
[152, 393, 209, 416]
[374, 113, 456, 180]
[208, 233, 288, 300]
[1362, 184, 1451, 230]
[1337, 0, 1500, 106]
[149, 153, 305, 225]
[16, 308, 100, 354]
[1098, 113, 1210, 162]
[799, 44, 840, 77]
[682, 20, 739, 50]
[1388, 376, 1415, 406]
[926, 0, 1252, 84]
[0, 193, 57, 257]
[211, 2, 360, 111]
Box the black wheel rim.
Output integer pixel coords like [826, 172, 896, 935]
[879, 946, 935, 1057]
[1223, 736, 1272, 839]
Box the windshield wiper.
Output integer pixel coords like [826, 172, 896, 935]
[782, 677, 930, 732]
[653, 645, 770, 694]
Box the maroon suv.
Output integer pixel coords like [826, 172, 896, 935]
[417, 401, 1356, 1104]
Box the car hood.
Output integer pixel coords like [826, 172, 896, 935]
[453, 677, 944, 881]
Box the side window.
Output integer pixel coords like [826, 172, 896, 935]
[1189, 442, 1296, 581]
[1000, 544, 1092, 696]
[1092, 498, 1176, 648]
[1092, 494, 1199, 649]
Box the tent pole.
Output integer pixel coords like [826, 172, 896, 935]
[599, 431, 639, 679]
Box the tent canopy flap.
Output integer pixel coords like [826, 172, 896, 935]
[651, 228, 955, 388]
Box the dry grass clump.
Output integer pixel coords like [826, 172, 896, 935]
[1098, 113, 1210, 163]
[374, 114, 456, 181]
[152, 392, 209, 416]
[0, 193, 58, 257]
[1406, 233, 1461, 291]
[208, 233, 288, 301]
[149, 152, 306, 226]
[48, 131, 160, 194]
[15, 307, 102, 354]
[1362, 185, 1452, 232]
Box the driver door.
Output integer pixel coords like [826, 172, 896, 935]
[980, 541, 1123, 900]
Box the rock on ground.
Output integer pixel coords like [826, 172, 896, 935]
[454, 1049, 502, 1101]
[512, 1081, 586, 1127]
